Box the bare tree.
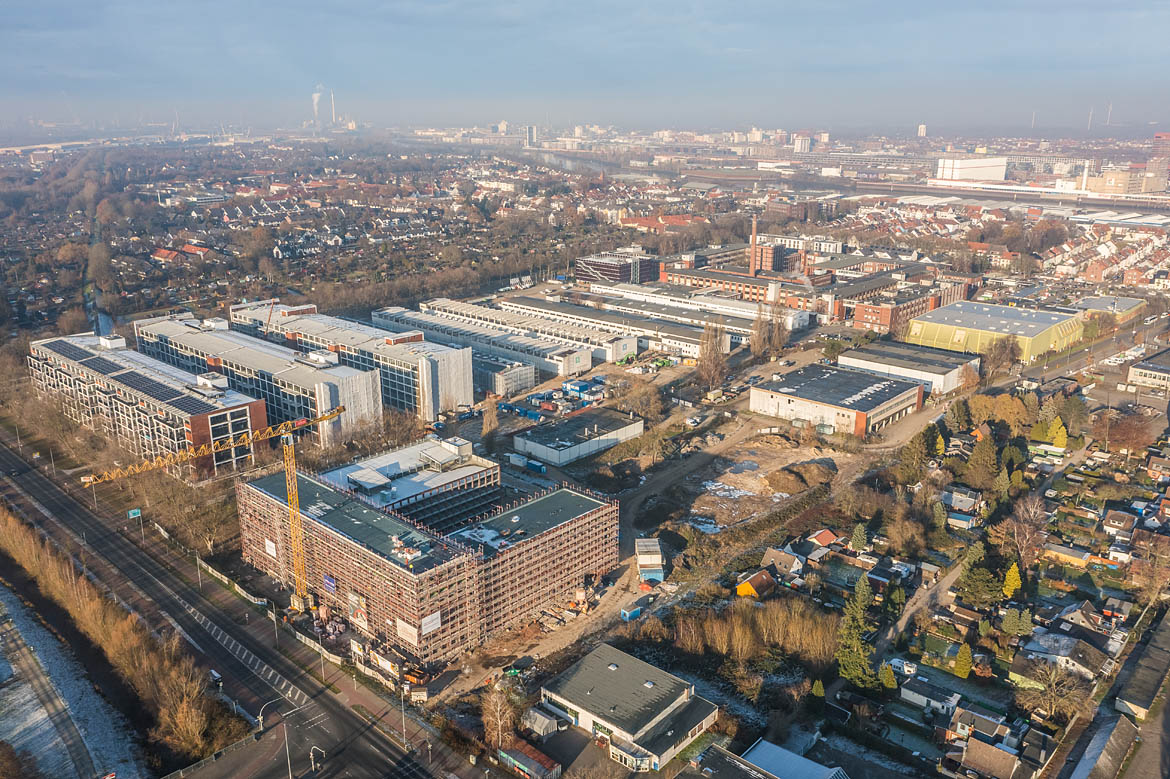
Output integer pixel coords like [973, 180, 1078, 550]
[768, 301, 789, 359]
[696, 323, 728, 391]
[1015, 661, 1090, 722]
[999, 495, 1047, 577]
[481, 397, 499, 437]
[480, 686, 516, 751]
[750, 302, 769, 361]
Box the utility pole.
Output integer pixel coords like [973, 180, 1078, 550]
[400, 686, 408, 749]
[272, 608, 280, 646]
[284, 722, 293, 779]
[195, 552, 202, 590]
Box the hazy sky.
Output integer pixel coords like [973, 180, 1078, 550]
[5, 0, 1168, 133]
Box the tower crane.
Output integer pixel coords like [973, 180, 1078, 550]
[81, 406, 345, 606]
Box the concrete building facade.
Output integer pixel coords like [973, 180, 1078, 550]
[229, 300, 472, 422]
[134, 314, 382, 446]
[837, 341, 981, 395]
[513, 408, 645, 466]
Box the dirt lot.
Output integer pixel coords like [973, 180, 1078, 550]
[682, 436, 859, 531]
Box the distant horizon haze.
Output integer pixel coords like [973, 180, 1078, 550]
[3, 1, 1168, 134]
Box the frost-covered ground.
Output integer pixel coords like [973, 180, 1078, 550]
[673, 670, 768, 728]
[0, 586, 145, 779]
[701, 480, 756, 499]
[0, 668, 73, 778]
[687, 515, 724, 534]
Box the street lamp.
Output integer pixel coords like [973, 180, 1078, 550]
[284, 722, 294, 779]
[310, 745, 325, 773]
[258, 697, 283, 731]
[400, 686, 408, 750]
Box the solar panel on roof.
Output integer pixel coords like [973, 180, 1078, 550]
[80, 356, 125, 375]
[41, 340, 94, 362]
[117, 371, 184, 402]
[168, 395, 217, 416]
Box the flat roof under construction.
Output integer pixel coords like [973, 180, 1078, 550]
[248, 471, 462, 574]
[452, 488, 609, 558]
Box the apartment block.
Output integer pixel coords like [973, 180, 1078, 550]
[29, 333, 265, 480]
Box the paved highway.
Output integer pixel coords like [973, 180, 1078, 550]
[0, 439, 437, 779]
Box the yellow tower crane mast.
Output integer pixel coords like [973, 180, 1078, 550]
[81, 406, 345, 606]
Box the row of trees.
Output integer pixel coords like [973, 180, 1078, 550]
[748, 302, 790, 363]
[0, 508, 249, 760]
[668, 597, 840, 669]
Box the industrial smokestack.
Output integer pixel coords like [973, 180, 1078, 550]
[749, 214, 759, 276]
[312, 91, 321, 122]
[331, 90, 336, 125]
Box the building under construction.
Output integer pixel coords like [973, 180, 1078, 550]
[237, 469, 618, 666]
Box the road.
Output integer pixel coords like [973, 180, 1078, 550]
[0, 616, 96, 779]
[0, 438, 443, 779]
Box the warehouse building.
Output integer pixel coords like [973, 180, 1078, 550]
[837, 341, 981, 395]
[238, 472, 619, 666]
[317, 436, 501, 533]
[1071, 296, 1147, 325]
[749, 365, 923, 437]
[417, 298, 639, 365]
[513, 408, 645, 466]
[229, 300, 472, 422]
[585, 281, 812, 331]
[540, 643, 718, 773]
[1129, 350, 1170, 390]
[29, 333, 265, 481]
[903, 301, 1083, 363]
[372, 306, 593, 377]
[134, 314, 382, 447]
[498, 297, 728, 358]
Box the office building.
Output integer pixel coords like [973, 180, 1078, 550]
[585, 282, 811, 331]
[540, 643, 718, 773]
[917, 123, 927, 138]
[28, 333, 265, 481]
[935, 158, 1008, 181]
[1129, 350, 1170, 391]
[134, 314, 382, 446]
[229, 300, 472, 422]
[849, 282, 967, 335]
[513, 408, 645, 466]
[372, 306, 593, 377]
[238, 472, 618, 665]
[316, 436, 501, 533]
[837, 341, 980, 395]
[903, 301, 1083, 363]
[749, 365, 923, 437]
[793, 136, 811, 153]
[473, 354, 536, 396]
[575, 248, 660, 285]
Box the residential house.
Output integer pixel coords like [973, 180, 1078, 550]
[1042, 542, 1092, 568]
[1146, 452, 1170, 481]
[900, 677, 961, 716]
[1056, 601, 1109, 635]
[1019, 633, 1110, 680]
[736, 569, 776, 599]
[1102, 511, 1136, 538]
[941, 485, 981, 514]
[687, 743, 851, 779]
[761, 547, 804, 578]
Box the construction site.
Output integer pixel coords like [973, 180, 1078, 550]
[237, 466, 620, 668]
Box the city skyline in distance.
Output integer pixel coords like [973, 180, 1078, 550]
[4, 0, 1169, 134]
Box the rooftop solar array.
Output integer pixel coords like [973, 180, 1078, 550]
[116, 370, 184, 403]
[80, 355, 125, 375]
[168, 395, 218, 416]
[41, 339, 94, 362]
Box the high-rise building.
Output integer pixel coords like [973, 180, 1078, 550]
[792, 136, 811, 153]
[497, 120, 509, 134]
[917, 123, 928, 138]
[816, 131, 830, 145]
[525, 125, 537, 147]
[1153, 132, 1170, 159]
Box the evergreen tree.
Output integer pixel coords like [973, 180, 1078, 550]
[954, 644, 973, 679]
[932, 501, 949, 531]
[946, 399, 971, 432]
[994, 467, 1011, 498]
[835, 577, 878, 689]
[898, 434, 928, 483]
[879, 663, 898, 690]
[851, 523, 868, 551]
[886, 586, 907, 618]
[1030, 419, 1050, 442]
[1003, 562, 1022, 598]
[1001, 609, 1019, 635]
[966, 436, 999, 490]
